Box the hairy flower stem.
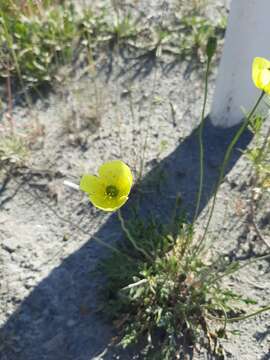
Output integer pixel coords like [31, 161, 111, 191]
[193, 57, 211, 222]
[118, 210, 152, 261]
[211, 304, 270, 323]
[214, 251, 270, 283]
[194, 91, 265, 255]
[227, 305, 270, 322]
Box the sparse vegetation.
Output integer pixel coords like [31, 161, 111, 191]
[0, 0, 226, 92]
[0, 133, 29, 167]
[100, 209, 265, 359]
[0, 1, 75, 86]
[0, 1, 269, 360]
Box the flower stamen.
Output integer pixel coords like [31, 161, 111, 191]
[105, 185, 119, 198]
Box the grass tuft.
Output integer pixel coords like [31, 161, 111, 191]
[98, 210, 258, 359]
[0, 134, 29, 166]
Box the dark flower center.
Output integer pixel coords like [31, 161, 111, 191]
[105, 185, 119, 198]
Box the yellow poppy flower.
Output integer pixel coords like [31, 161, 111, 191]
[80, 160, 133, 211]
[252, 57, 270, 94]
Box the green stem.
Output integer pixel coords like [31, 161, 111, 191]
[193, 57, 211, 222]
[214, 252, 270, 283]
[117, 209, 152, 261]
[210, 305, 270, 323]
[91, 234, 126, 257]
[220, 304, 228, 332]
[227, 305, 270, 322]
[194, 91, 265, 255]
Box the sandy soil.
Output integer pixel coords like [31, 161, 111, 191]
[0, 1, 269, 359]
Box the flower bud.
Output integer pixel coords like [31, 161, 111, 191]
[206, 36, 217, 61]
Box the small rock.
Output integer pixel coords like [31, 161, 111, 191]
[11, 252, 24, 262]
[2, 237, 21, 253]
[121, 89, 130, 98]
[24, 279, 36, 289]
[139, 115, 145, 122]
[228, 179, 238, 189]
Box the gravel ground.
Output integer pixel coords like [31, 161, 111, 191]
[0, 1, 270, 359]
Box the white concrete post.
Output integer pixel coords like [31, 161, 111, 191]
[210, 0, 270, 127]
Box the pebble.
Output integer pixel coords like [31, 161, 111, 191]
[2, 237, 21, 253]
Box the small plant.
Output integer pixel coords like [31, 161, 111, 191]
[175, 14, 225, 62]
[0, 1, 77, 87]
[128, 13, 225, 63]
[99, 210, 262, 359]
[0, 134, 29, 166]
[107, 13, 139, 46]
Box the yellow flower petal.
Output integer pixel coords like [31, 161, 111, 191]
[252, 57, 270, 94]
[98, 160, 132, 196]
[261, 68, 270, 86]
[80, 174, 105, 195]
[118, 177, 132, 197]
[99, 160, 132, 184]
[88, 194, 128, 211]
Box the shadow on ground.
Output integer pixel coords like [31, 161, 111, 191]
[0, 119, 252, 360]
